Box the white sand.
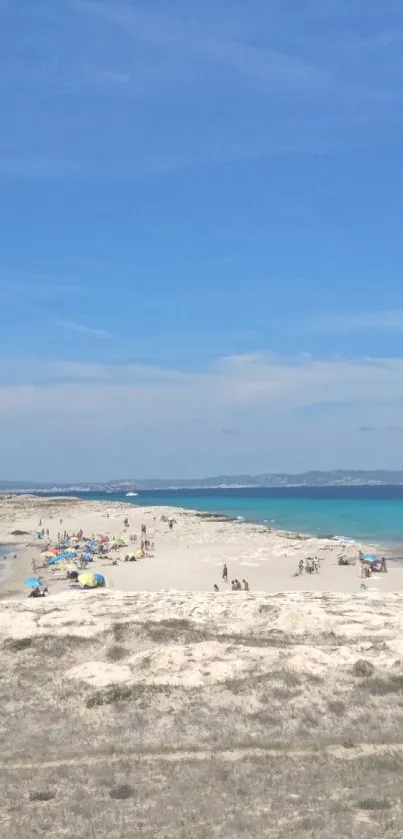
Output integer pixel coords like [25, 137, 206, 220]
[0, 494, 401, 599]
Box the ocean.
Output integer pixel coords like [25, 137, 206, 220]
[36, 485, 403, 546]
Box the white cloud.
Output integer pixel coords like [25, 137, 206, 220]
[52, 319, 112, 338]
[1, 352, 403, 479]
[1, 352, 403, 419]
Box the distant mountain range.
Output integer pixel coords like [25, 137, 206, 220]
[2, 470, 403, 492]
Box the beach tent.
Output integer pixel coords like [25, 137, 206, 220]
[113, 537, 127, 547]
[78, 572, 98, 588]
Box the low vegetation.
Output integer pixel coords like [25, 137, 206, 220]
[2, 593, 403, 837]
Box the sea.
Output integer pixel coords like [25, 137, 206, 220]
[34, 485, 403, 547]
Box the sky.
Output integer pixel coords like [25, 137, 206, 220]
[1, 0, 403, 481]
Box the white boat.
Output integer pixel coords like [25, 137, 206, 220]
[125, 492, 138, 497]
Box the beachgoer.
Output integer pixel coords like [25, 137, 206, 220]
[313, 557, 319, 573]
[381, 557, 387, 573]
[242, 579, 250, 591]
[213, 584, 219, 592]
[235, 579, 242, 591]
[222, 564, 228, 582]
[298, 559, 304, 575]
[32, 558, 37, 573]
[169, 520, 173, 530]
[231, 580, 236, 591]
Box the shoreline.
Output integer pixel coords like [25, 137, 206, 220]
[5, 490, 400, 547]
[0, 494, 402, 600]
[10, 489, 403, 549]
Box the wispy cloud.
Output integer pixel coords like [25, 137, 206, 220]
[52, 319, 112, 338]
[309, 310, 403, 333]
[1, 352, 403, 477]
[1, 0, 403, 179]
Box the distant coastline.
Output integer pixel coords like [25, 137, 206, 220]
[2, 469, 403, 494]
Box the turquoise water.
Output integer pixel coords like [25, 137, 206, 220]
[44, 486, 403, 546]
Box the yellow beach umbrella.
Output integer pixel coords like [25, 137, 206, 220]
[78, 572, 97, 588]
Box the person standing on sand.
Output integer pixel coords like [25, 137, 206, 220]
[298, 559, 304, 575]
[213, 584, 219, 592]
[222, 564, 228, 582]
[242, 579, 249, 591]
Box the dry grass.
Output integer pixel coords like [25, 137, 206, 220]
[2, 593, 403, 837]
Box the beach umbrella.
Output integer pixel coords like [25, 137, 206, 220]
[63, 551, 77, 558]
[47, 555, 66, 565]
[93, 573, 106, 587]
[78, 572, 98, 588]
[99, 536, 109, 543]
[23, 577, 43, 588]
[363, 554, 378, 563]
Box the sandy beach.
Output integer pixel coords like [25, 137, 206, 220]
[3, 496, 403, 837]
[0, 494, 401, 599]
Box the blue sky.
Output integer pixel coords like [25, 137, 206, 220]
[1, 0, 403, 480]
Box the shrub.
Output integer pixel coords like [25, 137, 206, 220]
[353, 659, 375, 678]
[357, 798, 391, 811]
[109, 784, 135, 800]
[29, 790, 55, 802]
[5, 637, 34, 652]
[106, 645, 130, 662]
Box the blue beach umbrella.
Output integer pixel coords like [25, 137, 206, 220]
[47, 554, 66, 565]
[363, 554, 378, 563]
[23, 577, 43, 588]
[93, 573, 105, 587]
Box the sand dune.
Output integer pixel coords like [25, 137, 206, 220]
[2, 589, 403, 837]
